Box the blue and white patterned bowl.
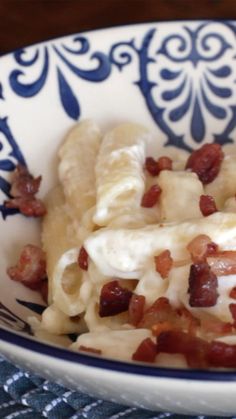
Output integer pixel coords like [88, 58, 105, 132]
[1, 21, 236, 416]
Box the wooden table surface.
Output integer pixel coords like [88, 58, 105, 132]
[1, 0, 236, 54]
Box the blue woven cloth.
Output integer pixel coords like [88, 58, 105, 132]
[0, 354, 234, 419]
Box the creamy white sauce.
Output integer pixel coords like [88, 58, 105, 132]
[85, 212, 236, 279]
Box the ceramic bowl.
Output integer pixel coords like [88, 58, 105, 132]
[1, 20, 236, 416]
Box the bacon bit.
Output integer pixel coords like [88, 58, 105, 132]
[229, 303, 236, 324]
[5, 197, 46, 217]
[230, 287, 236, 299]
[7, 245, 47, 289]
[157, 330, 209, 368]
[188, 262, 218, 307]
[5, 164, 46, 217]
[157, 156, 172, 172]
[145, 157, 159, 176]
[157, 330, 236, 368]
[217, 322, 234, 334]
[128, 294, 145, 326]
[154, 250, 173, 279]
[201, 316, 233, 335]
[199, 195, 218, 216]
[151, 321, 174, 337]
[185, 143, 224, 184]
[10, 164, 41, 197]
[78, 246, 89, 271]
[187, 234, 218, 263]
[99, 280, 133, 317]
[139, 297, 176, 329]
[132, 337, 157, 362]
[206, 242, 219, 256]
[139, 296, 200, 336]
[79, 345, 102, 355]
[141, 184, 162, 208]
[208, 341, 236, 368]
[145, 156, 172, 177]
[207, 251, 236, 276]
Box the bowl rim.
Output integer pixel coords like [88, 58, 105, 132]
[1, 327, 236, 382]
[2, 19, 236, 383]
[0, 18, 234, 59]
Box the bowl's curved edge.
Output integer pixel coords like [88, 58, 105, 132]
[1, 327, 236, 382]
[0, 18, 232, 59]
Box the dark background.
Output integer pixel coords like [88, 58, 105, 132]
[0, 0, 236, 54]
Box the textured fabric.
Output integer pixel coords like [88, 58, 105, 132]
[0, 354, 234, 419]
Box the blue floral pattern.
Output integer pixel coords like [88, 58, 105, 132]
[0, 21, 236, 217]
[9, 37, 111, 121]
[0, 117, 26, 219]
[156, 22, 236, 148]
[6, 21, 236, 152]
[109, 22, 236, 150]
[0, 20, 235, 219]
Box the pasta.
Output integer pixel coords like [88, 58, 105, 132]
[157, 170, 204, 222]
[9, 120, 236, 368]
[93, 123, 150, 226]
[84, 212, 236, 279]
[41, 186, 77, 304]
[58, 120, 101, 223]
[42, 119, 100, 316]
